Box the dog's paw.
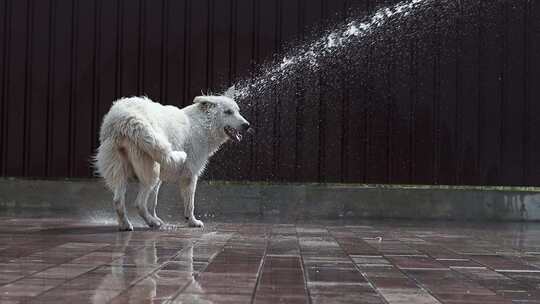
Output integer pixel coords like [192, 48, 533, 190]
[146, 217, 163, 229]
[188, 218, 204, 228]
[118, 222, 134, 231]
[154, 216, 165, 226]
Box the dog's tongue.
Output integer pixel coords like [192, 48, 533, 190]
[225, 126, 245, 142]
[234, 131, 242, 142]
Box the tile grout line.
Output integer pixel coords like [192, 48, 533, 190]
[328, 227, 392, 304]
[296, 225, 313, 304]
[249, 226, 270, 304]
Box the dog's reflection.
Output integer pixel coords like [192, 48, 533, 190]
[91, 231, 204, 303]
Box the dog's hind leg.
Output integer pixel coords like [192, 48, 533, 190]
[129, 148, 162, 228]
[180, 176, 203, 228]
[95, 139, 134, 231]
[148, 180, 164, 226]
[113, 183, 133, 231]
[135, 184, 158, 228]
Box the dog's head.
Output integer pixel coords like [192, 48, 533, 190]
[193, 88, 250, 142]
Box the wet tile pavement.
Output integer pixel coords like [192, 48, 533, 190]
[1, 218, 540, 303]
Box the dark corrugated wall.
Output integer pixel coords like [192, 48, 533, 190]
[1, 0, 540, 186]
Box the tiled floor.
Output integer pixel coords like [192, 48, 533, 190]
[1, 218, 540, 303]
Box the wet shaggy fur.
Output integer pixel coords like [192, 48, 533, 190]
[94, 93, 249, 231]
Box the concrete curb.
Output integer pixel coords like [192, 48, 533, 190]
[1, 178, 540, 222]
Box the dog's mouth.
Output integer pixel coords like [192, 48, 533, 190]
[224, 126, 243, 142]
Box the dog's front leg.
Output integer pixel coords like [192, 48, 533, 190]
[180, 176, 203, 228]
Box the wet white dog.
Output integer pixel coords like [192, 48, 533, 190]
[94, 87, 249, 231]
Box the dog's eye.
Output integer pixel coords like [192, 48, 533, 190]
[224, 110, 233, 115]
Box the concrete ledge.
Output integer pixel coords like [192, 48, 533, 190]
[1, 178, 540, 222]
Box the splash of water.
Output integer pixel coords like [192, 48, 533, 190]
[210, 0, 513, 180]
[233, 0, 437, 102]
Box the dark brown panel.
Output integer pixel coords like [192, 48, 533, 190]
[205, 0, 234, 181]
[362, 0, 391, 184]
[413, 16, 437, 184]
[276, 0, 300, 181]
[209, 0, 232, 90]
[437, 5, 459, 186]
[95, 0, 120, 148]
[71, 0, 96, 177]
[455, 1, 480, 185]
[4, 0, 29, 176]
[296, 0, 322, 183]
[521, 0, 532, 185]
[320, 0, 346, 183]
[26, 0, 51, 177]
[187, 0, 209, 100]
[119, 0, 141, 96]
[501, 1, 526, 185]
[477, 1, 502, 186]
[48, 0, 72, 177]
[253, 0, 277, 181]
[164, 0, 186, 106]
[231, 0, 254, 181]
[525, 0, 540, 185]
[365, 75, 390, 183]
[0, 0, 8, 175]
[389, 34, 414, 184]
[142, 0, 164, 100]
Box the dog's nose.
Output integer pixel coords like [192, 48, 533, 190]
[242, 122, 250, 131]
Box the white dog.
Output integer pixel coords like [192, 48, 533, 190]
[94, 88, 249, 231]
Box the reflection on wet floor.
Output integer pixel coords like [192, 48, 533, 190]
[1, 218, 540, 303]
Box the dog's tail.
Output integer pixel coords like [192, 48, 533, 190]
[93, 139, 131, 192]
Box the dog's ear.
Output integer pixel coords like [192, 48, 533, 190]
[193, 96, 217, 111]
[223, 85, 236, 98]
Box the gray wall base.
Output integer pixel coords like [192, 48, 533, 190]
[1, 178, 540, 222]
